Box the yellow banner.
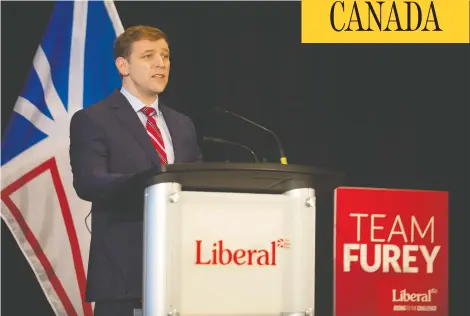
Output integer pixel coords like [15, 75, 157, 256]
[302, 0, 470, 43]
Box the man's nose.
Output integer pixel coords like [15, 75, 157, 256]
[155, 55, 165, 67]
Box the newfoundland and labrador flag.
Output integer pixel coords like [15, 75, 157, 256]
[1, 1, 124, 315]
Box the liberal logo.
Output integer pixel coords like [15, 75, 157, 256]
[392, 288, 438, 302]
[195, 239, 290, 266]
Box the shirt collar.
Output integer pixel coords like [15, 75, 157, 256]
[120, 87, 159, 115]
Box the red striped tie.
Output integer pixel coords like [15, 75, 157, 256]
[141, 106, 168, 164]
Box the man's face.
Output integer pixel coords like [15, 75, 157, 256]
[119, 38, 170, 97]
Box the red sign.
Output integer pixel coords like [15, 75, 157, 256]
[334, 187, 448, 316]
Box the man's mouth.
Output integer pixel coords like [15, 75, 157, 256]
[152, 74, 164, 78]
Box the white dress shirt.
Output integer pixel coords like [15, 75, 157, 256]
[120, 87, 175, 164]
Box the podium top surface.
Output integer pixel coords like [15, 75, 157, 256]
[147, 163, 344, 195]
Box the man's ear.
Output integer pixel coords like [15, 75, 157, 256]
[115, 57, 129, 76]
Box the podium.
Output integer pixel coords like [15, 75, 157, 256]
[141, 163, 343, 316]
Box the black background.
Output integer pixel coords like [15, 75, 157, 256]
[2, 1, 469, 315]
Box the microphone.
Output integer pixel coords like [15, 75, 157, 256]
[213, 106, 288, 164]
[203, 136, 259, 163]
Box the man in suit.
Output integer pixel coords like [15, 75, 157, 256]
[69, 25, 203, 316]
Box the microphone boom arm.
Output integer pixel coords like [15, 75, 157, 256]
[203, 136, 259, 163]
[215, 107, 288, 164]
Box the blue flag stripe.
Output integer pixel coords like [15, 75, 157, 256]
[83, 1, 121, 107]
[40, 1, 74, 111]
[20, 68, 53, 120]
[1, 113, 48, 165]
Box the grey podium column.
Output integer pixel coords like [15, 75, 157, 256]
[282, 188, 316, 316]
[142, 182, 182, 316]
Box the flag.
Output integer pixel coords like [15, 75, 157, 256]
[1, 1, 124, 315]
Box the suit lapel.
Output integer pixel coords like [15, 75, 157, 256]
[109, 91, 161, 167]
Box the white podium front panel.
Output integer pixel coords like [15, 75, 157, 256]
[143, 185, 316, 316]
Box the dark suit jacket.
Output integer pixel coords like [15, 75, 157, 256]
[69, 90, 202, 302]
